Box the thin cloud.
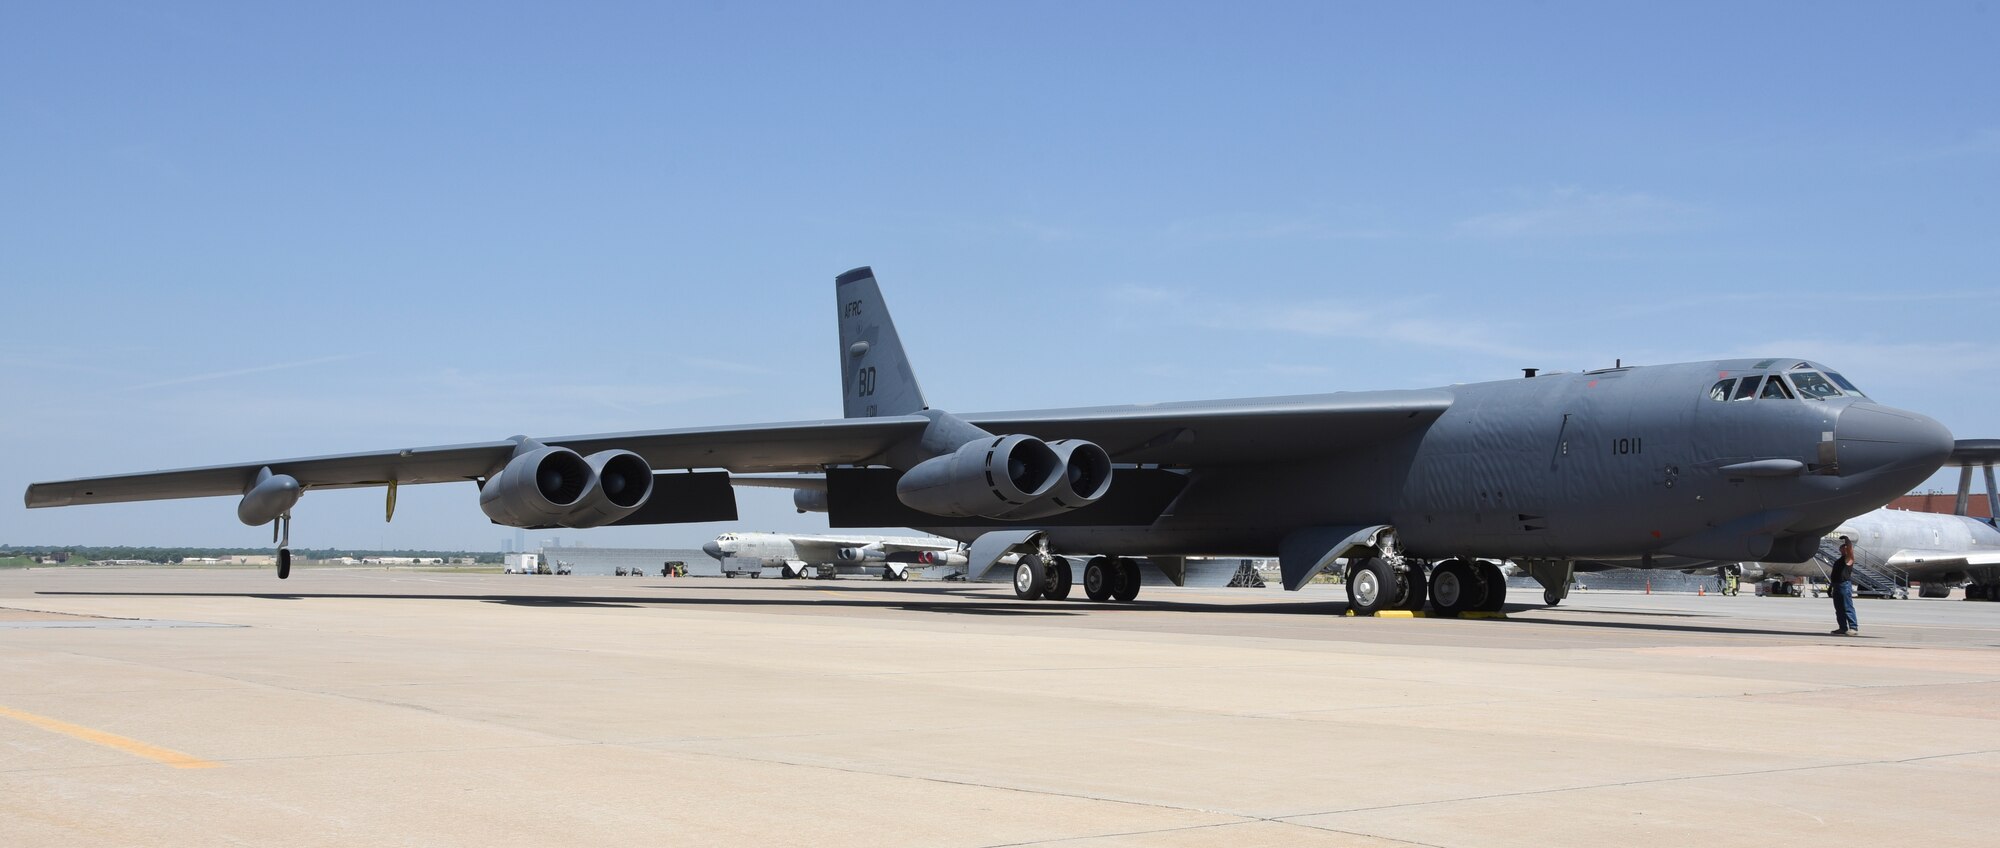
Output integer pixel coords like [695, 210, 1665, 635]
[1456, 188, 1700, 238]
[127, 354, 362, 391]
[1165, 213, 1399, 242]
[683, 356, 778, 376]
[1895, 128, 2000, 164]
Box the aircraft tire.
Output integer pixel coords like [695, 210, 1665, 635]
[1044, 556, 1073, 600]
[1428, 559, 1484, 617]
[1346, 558, 1398, 616]
[1112, 558, 1142, 602]
[277, 548, 291, 580]
[1083, 557, 1115, 601]
[1475, 561, 1508, 611]
[1398, 562, 1428, 611]
[1543, 587, 1563, 607]
[1014, 556, 1048, 600]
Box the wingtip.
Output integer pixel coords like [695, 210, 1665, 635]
[835, 266, 875, 286]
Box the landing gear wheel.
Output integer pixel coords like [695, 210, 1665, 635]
[1543, 587, 1563, 607]
[1044, 556, 1073, 600]
[1398, 561, 1429, 611]
[1346, 558, 1398, 616]
[1475, 560, 1508, 612]
[1428, 559, 1485, 617]
[1111, 558, 1142, 602]
[277, 548, 292, 580]
[1083, 556, 1116, 601]
[1014, 556, 1048, 600]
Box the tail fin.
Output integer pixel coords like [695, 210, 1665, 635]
[835, 266, 927, 418]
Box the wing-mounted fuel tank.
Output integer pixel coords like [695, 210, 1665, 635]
[478, 439, 656, 528]
[237, 467, 302, 526]
[794, 488, 829, 513]
[894, 431, 1113, 520]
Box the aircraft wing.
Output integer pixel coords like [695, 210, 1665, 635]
[1889, 548, 2000, 577]
[963, 389, 1455, 464]
[24, 417, 927, 508]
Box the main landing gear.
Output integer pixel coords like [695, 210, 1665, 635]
[1345, 557, 1508, 617]
[1014, 554, 1141, 602]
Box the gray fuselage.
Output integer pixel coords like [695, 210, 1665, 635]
[921, 359, 1950, 565]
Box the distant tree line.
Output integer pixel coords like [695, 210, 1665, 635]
[0, 545, 504, 564]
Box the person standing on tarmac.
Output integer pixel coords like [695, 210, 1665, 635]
[1830, 535, 1859, 636]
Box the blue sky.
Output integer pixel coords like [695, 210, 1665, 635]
[3, 2, 1995, 550]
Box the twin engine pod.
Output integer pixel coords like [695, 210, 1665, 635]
[836, 546, 886, 563]
[478, 445, 655, 529]
[894, 434, 1113, 520]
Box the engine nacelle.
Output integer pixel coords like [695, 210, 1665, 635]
[559, 450, 655, 528]
[237, 468, 302, 526]
[916, 550, 967, 567]
[793, 488, 829, 513]
[1044, 439, 1113, 508]
[894, 434, 1114, 520]
[837, 546, 886, 563]
[479, 446, 595, 528]
[895, 434, 1062, 519]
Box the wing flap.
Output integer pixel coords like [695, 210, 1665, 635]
[963, 389, 1453, 464]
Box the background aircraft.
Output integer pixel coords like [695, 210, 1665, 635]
[700, 531, 960, 580]
[25, 268, 1953, 617]
[1731, 439, 2000, 599]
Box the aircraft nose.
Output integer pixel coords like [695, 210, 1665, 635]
[701, 540, 724, 560]
[1835, 402, 1954, 483]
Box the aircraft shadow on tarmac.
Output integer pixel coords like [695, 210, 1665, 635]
[33, 585, 1833, 635]
[37, 584, 1344, 618]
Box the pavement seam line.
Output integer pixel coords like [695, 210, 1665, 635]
[1272, 747, 2000, 819]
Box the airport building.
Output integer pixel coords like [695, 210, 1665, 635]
[537, 545, 715, 577]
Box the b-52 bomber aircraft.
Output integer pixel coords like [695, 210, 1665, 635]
[24, 267, 1954, 616]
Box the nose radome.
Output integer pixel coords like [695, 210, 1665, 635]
[701, 540, 724, 560]
[1835, 402, 1954, 481]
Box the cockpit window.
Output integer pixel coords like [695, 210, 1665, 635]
[1760, 374, 1795, 399]
[1732, 376, 1762, 401]
[1789, 371, 1842, 399]
[1709, 378, 1735, 401]
[1825, 371, 1865, 397]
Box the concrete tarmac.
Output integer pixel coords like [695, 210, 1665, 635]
[4, 567, 1997, 847]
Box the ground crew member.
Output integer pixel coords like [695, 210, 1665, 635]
[1830, 536, 1858, 636]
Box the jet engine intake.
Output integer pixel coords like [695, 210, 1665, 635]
[837, 546, 886, 563]
[559, 450, 656, 528]
[1045, 439, 1113, 509]
[894, 434, 1113, 520]
[478, 446, 596, 528]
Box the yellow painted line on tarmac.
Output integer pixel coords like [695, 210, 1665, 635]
[1345, 610, 1508, 619]
[0, 704, 220, 769]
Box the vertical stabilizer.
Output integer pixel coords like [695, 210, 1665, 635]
[835, 266, 926, 418]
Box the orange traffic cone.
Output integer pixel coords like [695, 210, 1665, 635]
[1699, 585, 1706, 596]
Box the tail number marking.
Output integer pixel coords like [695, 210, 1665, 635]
[856, 366, 876, 397]
[1611, 437, 1642, 455]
